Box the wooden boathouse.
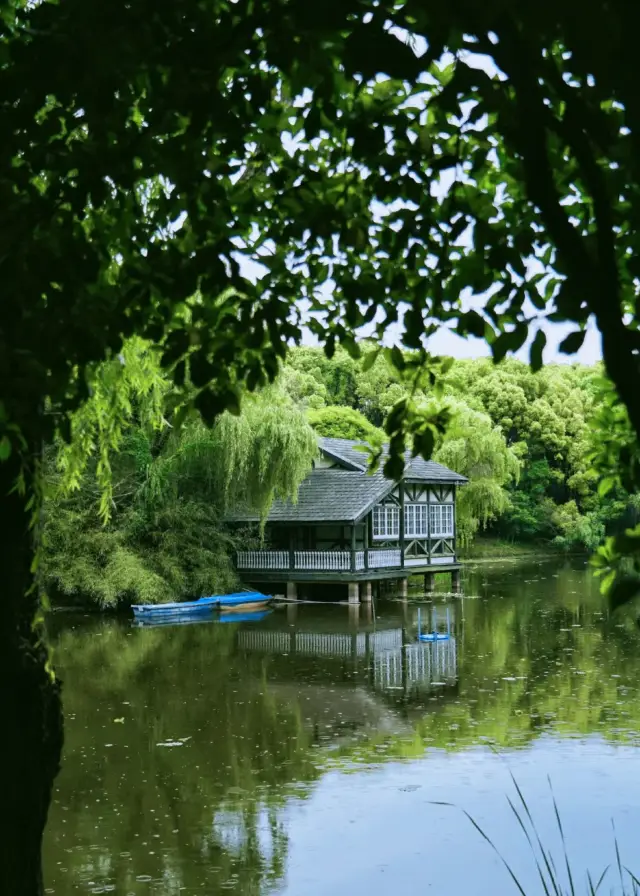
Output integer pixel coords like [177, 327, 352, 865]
[231, 437, 467, 603]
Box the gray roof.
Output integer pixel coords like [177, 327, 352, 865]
[319, 437, 468, 484]
[229, 437, 466, 526]
[229, 469, 392, 524]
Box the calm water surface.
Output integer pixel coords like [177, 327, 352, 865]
[44, 560, 640, 895]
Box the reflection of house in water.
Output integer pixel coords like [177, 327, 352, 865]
[235, 606, 458, 706]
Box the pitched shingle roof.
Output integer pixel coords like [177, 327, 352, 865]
[319, 437, 468, 484]
[228, 469, 392, 524]
[228, 437, 466, 525]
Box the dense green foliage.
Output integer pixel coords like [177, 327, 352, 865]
[43, 343, 317, 608]
[306, 406, 384, 445]
[284, 347, 637, 552]
[50, 345, 640, 611]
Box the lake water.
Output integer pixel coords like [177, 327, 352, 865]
[44, 559, 640, 895]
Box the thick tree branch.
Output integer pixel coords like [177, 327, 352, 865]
[494, 24, 640, 442]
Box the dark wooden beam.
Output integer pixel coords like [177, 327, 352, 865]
[427, 487, 432, 565]
[453, 485, 457, 560]
[350, 524, 356, 573]
[399, 479, 405, 569]
[236, 564, 462, 585]
[364, 516, 369, 571]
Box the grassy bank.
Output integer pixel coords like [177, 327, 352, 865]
[460, 538, 570, 562]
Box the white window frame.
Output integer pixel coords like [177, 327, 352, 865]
[430, 503, 454, 538]
[372, 504, 399, 539]
[404, 503, 429, 537]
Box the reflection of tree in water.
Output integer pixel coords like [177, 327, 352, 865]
[44, 619, 321, 894]
[326, 563, 640, 763]
[45, 564, 640, 891]
[404, 564, 640, 751]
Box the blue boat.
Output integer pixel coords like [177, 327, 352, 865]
[216, 609, 272, 624]
[131, 591, 270, 620]
[133, 609, 272, 628]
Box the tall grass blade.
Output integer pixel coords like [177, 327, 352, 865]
[614, 820, 625, 891]
[625, 866, 640, 892]
[510, 770, 537, 827]
[587, 865, 610, 894]
[432, 784, 637, 896]
[549, 776, 575, 896]
[460, 808, 529, 896]
[509, 770, 562, 895]
[429, 800, 529, 896]
[507, 795, 553, 896]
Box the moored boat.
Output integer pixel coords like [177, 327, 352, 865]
[132, 608, 272, 627]
[131, 598, 217, 620]
[131, 591, 271, 620]
[213, 592, 271, 613]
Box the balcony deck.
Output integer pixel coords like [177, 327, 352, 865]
[235, 549, 460, 582]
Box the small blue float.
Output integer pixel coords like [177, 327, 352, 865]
[417, 606, 451, 642]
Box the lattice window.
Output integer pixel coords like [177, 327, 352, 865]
[372, 504, 399, 539]
[429, 503, 454, 537]
[404, 503, 428, 537]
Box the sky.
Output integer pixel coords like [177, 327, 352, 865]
[414, 316, 602, 365]
[238, 254, 603, 367]
[232, 34, 604, 369]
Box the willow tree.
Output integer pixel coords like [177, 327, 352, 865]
[44, 348, 317, 608]
[434, 401, 521, 544]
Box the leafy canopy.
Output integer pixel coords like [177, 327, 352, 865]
[44, 341, 317, 607]
[3, 1, 640, 597]
[307, 406, 384, 445]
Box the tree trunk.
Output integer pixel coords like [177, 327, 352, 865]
[0, 452, 63, 895]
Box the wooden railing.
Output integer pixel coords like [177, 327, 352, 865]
[237, 547, 414, 571]
[236, 551, 289, 570]
[294, 551, 350, 571]
[368, 549, 401, 568]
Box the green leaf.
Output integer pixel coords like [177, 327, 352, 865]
[458, 310, 486, 338]
[491, 324, 528, 363]
[384, 398, 407, 436]
[559, 330, 586, 355]
[598, 476, 617, 498]
[361, 349, 380, 372]
[383, 452, 405, 481]
[599, 569, 617, 595]
[389, 346, 405, 371]
[0, 435, 11, 461]
[413, 427, 435, 460]
[529, 329, 546, 373]
[225, 387, 242, 417]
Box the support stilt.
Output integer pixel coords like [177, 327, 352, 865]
[451, 569, 461, 593]
[286, 581, 298, 601]
[424, 572, 435, 594]
[286, 603, 298, 623]
[348, 582, 360, 604]
[362, 581, 372, 603]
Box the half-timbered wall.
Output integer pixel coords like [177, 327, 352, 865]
[370, 482, 457, 563]
[371, 487, 402, 547]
